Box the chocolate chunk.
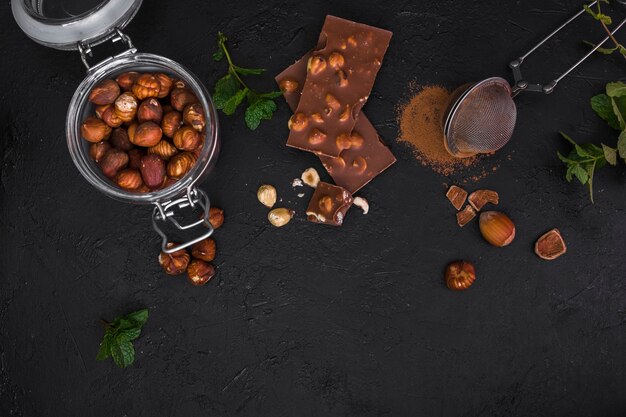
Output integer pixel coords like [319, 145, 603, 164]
[286, 16, 392, 157]
[306, 182, 353, 226]
[456, 205, 476, 227]
[276, 50, 395, 193]
[446, 185, 468, 210]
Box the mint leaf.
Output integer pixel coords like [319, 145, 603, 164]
[234, 66, 266, 75]
[118, 328, 141, 342]
[591, 94, 622, 131]
[213, 49, 224, 62]
[602, 144, 617, 165]
[96, 333, 112, 361]
[572, 165, 589, 184]
[259, 91, 284, 100]
[617, 130, 626, 161]
[97, 308, 148, 369]
[611, 95, 626, 130]
[111, 340, 135, 369]
[222, 88, 248, 115]
[245, 98, 277, 130]
[213, 74, 241, 110]
[606, 82, 626, 98]
[125, 309, 148, 327]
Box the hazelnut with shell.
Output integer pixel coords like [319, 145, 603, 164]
[81, 116, 111, 143]
[167, 152, 196, 179]
[100, 105, 124, 128]
[183, 103, 206, 131]
[173, 126, 201, 151]
[115, 72, 139, 91]
[116, 168, 143, 190]
[99, 149, 129, 178]
[171, 87, 198, 111]
[161, 111, 183, 138]
[109, 128, 134, 151]
[131, 122, 162, 147]
[148, 139, 178, 160]
[155, 73, 174, 98]
[88, 79, 120, 105]
[132, 73, 161, 100]
[89, 141, 111, 163]
[137, 98, 163, 124]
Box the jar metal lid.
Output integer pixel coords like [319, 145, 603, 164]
[11, 0, 142, 50]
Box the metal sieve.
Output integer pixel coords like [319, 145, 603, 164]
[444, 0, 626, 158]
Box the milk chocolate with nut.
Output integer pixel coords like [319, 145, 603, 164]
[277, 47, 395, 192]
[286, 16, 392, 157]
[306, 182, 353, 226]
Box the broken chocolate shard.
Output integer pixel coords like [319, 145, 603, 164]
[306, 182, 353, 226]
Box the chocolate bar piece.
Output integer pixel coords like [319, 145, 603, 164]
[277, 52, 396, 194]
[306, 182, 353, 226]
[286, 16, 392, 157]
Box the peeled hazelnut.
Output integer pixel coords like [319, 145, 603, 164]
[173, 126, 201, 151]
[99, 149, 129, 178]
[132, 122, 162, 147]
[301, 167, 320, 188]
[81, 116, 111, 143]
[288, 112, 308, 131]
[155, 73, 174, 98]
[468, 189, 499, 211]
[128, 149, 144, 170]
[350, 133, 364, 148]
[307, 55, 327, 75]
[308, 129, 327, 145]
[148, 139, 178, 160]
[187, 259, 216, 286]
[209, 207, 224, 229]
[336, 70, 348, 87]
[183, 103, 206, 131]
[336, 134, 352, 151]
[158, 243, 190, 275]
[100, 105, 124, 128]
[191, 238, 216, 262]
[319, 196, 333, 212]
[279, 78, 299, 93]
[456, 205, 476, 227]
[535, 229, 566, 260]
[167, 152, 196, 179]
[353, 196, 369, 214]
[351, 156, 367, 174]
[88, 79, 120, 105]
[311, 113, 324, 123]
[446, 185, 468, 211]
[116, 168, 143, 190]
[445, 261, 476, 291]
[115, 72, 139, 91]
[325, 93, 341, 110]
[257, 184, 277, 208]
[89, 141, 111, 163]
[110, 128, 134, 151]
[267, 208, 294, 227]
[171, 87, 198, 111]
[161, 111, 183, 138]
[132, 73, 161, 100]
[114, 92, 138, 122]
[338, 105, 350, 122]
[328, 52, 345, 69]
[137, 98, 163, 124]
[140, 154, 166, 189]
[479, 211, 516, 247]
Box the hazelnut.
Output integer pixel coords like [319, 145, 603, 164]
[208, 207, 224, 229]
[268, 208, 294, 227]
[445, 261, 476, 291]
[336, 70, 348, 87]
[328, 52, 345, 69]
[136, 184, 151, 193]
[191, 238, 216, 262]
[148, 139, 178, 160]
[109, 128, 134, 151]
[162, 105, 174, 114]
[100, 105, 124, 128]
[307, 55, 327, 75]
[192, 139, 205, 159]
[127, 122, 138, 143]
[158, 243, 190, 275]
[95, 104, 109, 119]
[88, 79, 120, 105]
[347, 35, 357, 47]
[81, 116, 111, 143]
[288, 112, 308, 131]
[535, 229, 567, 260]
[116, 168, 143, 190]
[279, 78, 299, 93]
[257, 184, 277, 208]
[308, 129, 327, 145]
[173, 126, 201, 151]
[183, 103, 206, 131]
[336, 134, 352, 151]
[446, 185, 468, 211]
[128, 149, 144, 170]
[137, 98, 163, 124]
[301, 167, 320, 188]
[351, 156, 367, 174]
[338, 105, 350, 122]
[311, 113, 324, 123]
[353, 196, 369, 214]
[173, 79, 187, 89]
[140, 154, 166, 189]
[171, 87, 198, 112]
[161, 111, 183, 138]
[89, 141, 111, 163]
[350, 133, 364, 148]
[456, 205, 476, 227]
[479, 211, 515, 247]
[319, 196, 333, 212]
[162, 177, 177, 189]
[132, 122, 162, 147]
[325, 93, 341, 110]
[187, 259, 216, 286]
[99, 149, 129, 178]
[132, 73, 161, 100]
[114, 92, 138, 122]
[115, 72, 139, 91]
[167, 152, 196, 179]
[155, 73, 174, 98]
[468, 189, 499, 211]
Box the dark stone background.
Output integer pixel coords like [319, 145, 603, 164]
[1, 0, 626, 416]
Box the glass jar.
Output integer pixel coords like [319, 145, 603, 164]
[12, 0, 220, 253]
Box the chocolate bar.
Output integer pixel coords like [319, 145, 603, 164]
[276, 50, 396, 193]
[306, 182, 353, 226]
[286, 16, 392, 158]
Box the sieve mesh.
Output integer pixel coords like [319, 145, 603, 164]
[444, 77, 517, 157]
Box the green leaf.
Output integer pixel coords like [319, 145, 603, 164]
[606, 82, 626, 98]
[234, 66, 266, 75]
[557, 151, 576, 164]
[96, 333, 113, 361]
[125, 309, 149, 327]
[572, 165, 589, 185]
[259, 91, 284, 99]
[222, 88, 248, 115]
[602, 143, 617, 165]
[559, 131, 577, 146]
[561, 132, 595, 158]
[110, 340, 135, 369]
[117, 328, 141, 342]
[213, 74, 241, 110]
[591, 94, 622, 131]
[620, 46, 626, 57]
[244, 98, 277, 130]
[212, 49, 224, 62]
[565, 164, 574, 182]
[617, 130, 626, 160]
[611, 95, 626, 130]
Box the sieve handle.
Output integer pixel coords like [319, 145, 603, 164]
[509, 1, 626, 96]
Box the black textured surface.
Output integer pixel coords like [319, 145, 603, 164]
[1, 1, 626, 416]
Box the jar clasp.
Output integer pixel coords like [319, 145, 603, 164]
[78, 28, 136, 71]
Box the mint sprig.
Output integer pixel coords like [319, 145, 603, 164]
[583, 0, 626, 59]
[212, 32, 281, 130]
[96, 308, 148, 368]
